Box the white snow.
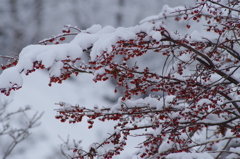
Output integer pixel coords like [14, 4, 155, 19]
[158, 140, 174, 153]
[151, 31, 162, 41]
[19, 43, 82, 70]
[166, 152, 214, 159]
[140, 4, 185, 23]
[49, 61, 64, 77]
[0, 67, 23, 91]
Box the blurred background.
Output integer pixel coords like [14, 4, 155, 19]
[0, 0, 193, 56]
[0, 0, 194, 158]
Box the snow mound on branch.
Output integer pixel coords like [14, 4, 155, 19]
[158, 140, 175, 153]
[0, 43, 82, 94]
[0, 21, 164, 94]
[19, 43, 82, 70]
[0, 67, 23, 90]
[225, 147, 240, 158]
[72, 24, 156, 61]
[49, 61, 64, 77]
[85, 24, 102, 33]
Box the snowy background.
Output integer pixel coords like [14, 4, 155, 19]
[0, 0, 195, 158]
